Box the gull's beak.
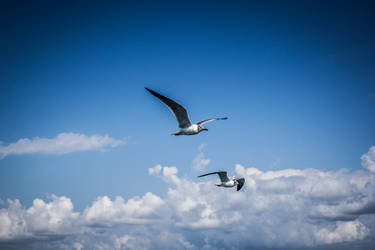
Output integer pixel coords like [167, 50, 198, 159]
[203, 128, 208, 131]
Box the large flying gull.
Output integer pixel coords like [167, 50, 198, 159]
[198, 171, 245, 191]
[145, 88, 227, 136]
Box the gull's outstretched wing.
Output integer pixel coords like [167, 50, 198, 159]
[145, 88, 192, 128]
[197, 117, 228, 126]
[198, 171, 229, 182]
[236, 178, 245, 191]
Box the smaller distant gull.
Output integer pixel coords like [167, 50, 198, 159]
[145, 88, 227, 136]
[198, 171, 245, 191]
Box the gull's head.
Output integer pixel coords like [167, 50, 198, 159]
[198, 126, 208, 132]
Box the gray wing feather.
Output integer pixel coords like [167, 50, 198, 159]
[197, 117, 228, 126]
[198, 171, 229, 182]
[145, 88, 192, 128]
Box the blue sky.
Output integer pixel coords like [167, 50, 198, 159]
[1, 1, 375, 249]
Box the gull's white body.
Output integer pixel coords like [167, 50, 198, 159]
[216, 179, 236, 188]
[172, 124, 199, 136]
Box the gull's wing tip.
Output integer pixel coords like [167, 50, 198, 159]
[236, 178, 245, 191]
[222, 117, 228, 120]
[197, 172, 214, 178]
[197, 171, 226, 178]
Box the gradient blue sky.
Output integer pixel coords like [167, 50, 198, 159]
[1, 1, 375, 249]
[1, 0, 375, 208]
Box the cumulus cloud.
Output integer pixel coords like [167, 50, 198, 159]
[191, 144, 210, 172]
[149, 164, 181, 185]
[362, 146, 375, 172]
[0, 195, 78, 240]
[82, 192, 164, 226]
[0, 133, 124, 159]
[73, 242, 83, 250]
[314, 220, 369, 244]
[112, 234, 132, 249]
[1, 146, 375, 249]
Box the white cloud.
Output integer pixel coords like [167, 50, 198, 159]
[1, 146, 375, 249]
[362, 146, 375, 172]
[0, 195, 78, 240]
[197, 143, 207, 151]
[0, 133, 124, 159]
[191, 144, 210, 172]
[73, 242, 83, 250]
[82, 192, 164, 226]
[314, 220, 369, 244]
[149, 164, 180, 185]
[112, 234, 132, 249]
[148, 164, 162, 176]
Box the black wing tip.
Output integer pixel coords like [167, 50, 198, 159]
[198, 172, 213, 178]
[236, 178, 245, 191]
[198, 174, 209, 178]
[222, 117, 228, 120]
[145, 87, 167, 99]
[197, 171, 226, 178]
[145, 87, 164, 99]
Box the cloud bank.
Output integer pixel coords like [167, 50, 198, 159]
[1, 147, 375, 249]
[0, 133, 124, 159]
